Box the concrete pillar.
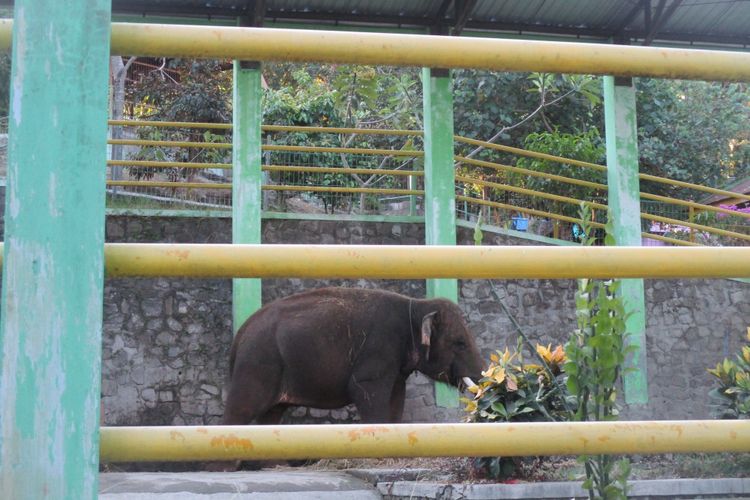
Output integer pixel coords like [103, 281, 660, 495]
[0, 0, 112, 497]
[232, 61, 263, 331]
[603, 75, 649, 405]
[422, 67, 459, 407]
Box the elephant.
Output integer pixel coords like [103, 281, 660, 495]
[221, 287, 484, 427]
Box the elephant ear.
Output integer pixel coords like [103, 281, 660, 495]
[421, 311, 438, 361]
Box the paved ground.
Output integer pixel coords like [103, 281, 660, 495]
[100, 471, 750, 499]
[100, 471, 381, 499]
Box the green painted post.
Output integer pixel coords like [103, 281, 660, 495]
[232, 61, 263, 331]
[0, 1, 111, 498]
[422, 67, 459, 407]
[603, 75, 649, 405]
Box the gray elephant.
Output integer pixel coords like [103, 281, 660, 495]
[221, 287, 484, 426]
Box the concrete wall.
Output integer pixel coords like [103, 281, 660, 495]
[99, 215, 749, 427]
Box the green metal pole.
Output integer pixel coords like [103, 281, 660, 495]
[0, 1, 111, 498]
[422, 67, 459, 407]
[603, 76, 649, 405]
[232, 61, 263, 331]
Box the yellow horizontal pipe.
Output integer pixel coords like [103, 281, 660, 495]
[455, 156, 606, 191]
[455, 137, 750, 202]
[458, 177, 748, 242]
[456, 136, 606, 171]
[264, 144, 423, 157]
[1, 20, 748, 80]
[107, 23, 750, 81]
[107, 160, 232, 170]
[457, 175, 604, 209]
[639, 173, 750, 203]
[262, 125, 422, 136]
[457, 195, 600, 228]
[641, 192, 750, 220]
[263, 165, 423, 177]
[457, 196, 697, 246]
[642, 212, 750, 242]
[109, 139, 231, 149]
[264, 185, 422, 196]
[103, 119, 749, 205]
[109, 119, 421, 136]
[107, 181, 231, 189]
[0, 243, 739, 275]
[107, 181, 420, 195]
[99, 420, 750, 462]
[101, 243, 750, 279]
[642, 231, 700, 247]
[109, 119, 232, 130]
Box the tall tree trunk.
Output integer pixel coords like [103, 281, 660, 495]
[109, 56, 136, 185]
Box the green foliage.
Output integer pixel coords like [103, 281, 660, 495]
[128, 59, 232, 123]
[463, 341, 573, 479]
[564, 203, 634, 499]
[453, 71, 602, 150]
[513, 128, 606, 216]
[636, 79, 750, 193]
[708, 327, 750, 419]
[262, 64, 422, 213]
[127, 128, 229, 182]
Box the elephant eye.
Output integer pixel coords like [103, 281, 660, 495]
[454, 339, 467, 348]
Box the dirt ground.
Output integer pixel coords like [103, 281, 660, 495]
[304, 453, 750, 483]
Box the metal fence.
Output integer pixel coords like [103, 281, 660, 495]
[106, 120, 750, 246]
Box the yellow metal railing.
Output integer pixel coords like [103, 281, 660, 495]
[456, 173, 750, 244]
[456, 135, 750, 206]
[3, 242, 747, 278]
[107, 120, 749, 245]
[107, 121, 424, 208]
[98, 243, 750, 279]
[100, 420, 750, 462]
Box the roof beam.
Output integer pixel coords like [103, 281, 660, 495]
[431, 0, 453, 35]
[613, 0, 645, 35]
[452, 0, 477, 36]
[644, 0, 683, 46]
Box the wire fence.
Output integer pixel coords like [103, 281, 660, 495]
[105, 120, 750, 246]
[106, 121, 425, 215]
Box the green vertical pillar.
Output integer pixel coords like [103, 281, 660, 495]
[0, 1, 111, 498]
[603, 76, 649, 405]
[232, 61, 263, 331]
[422, 67, 459, 407]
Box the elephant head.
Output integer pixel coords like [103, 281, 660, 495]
[414, 297, 483, 389]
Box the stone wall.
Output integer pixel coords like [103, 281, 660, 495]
[100, 215, 749, 427]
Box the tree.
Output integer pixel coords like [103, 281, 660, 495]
[636, 79, 750, 196]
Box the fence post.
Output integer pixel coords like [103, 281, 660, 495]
[231, 14, 264, 332]
[603, 75, 649, 406]
[0, 1, 112, 497]
[689, 206, 696, 243]
[422, 66, 460, 408]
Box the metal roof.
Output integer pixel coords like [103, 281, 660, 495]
[100, 0, 750, 48]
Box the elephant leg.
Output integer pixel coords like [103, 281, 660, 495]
[222, 366, 281, 425]
[208, 373, 281, 472]
[349, 377, 396, 423]
[241, 405, 289, 470]
[389, 378, 407, 423]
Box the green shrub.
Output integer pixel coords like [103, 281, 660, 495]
[463, 341, 572, 479]
[563, 203, 633, 499]
[708, 328, 750, 419]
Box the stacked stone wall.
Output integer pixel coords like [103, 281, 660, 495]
[100, 216, 749, 427]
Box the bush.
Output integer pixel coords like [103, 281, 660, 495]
[463, 341, 572, 479]
[708, 327, 750, 419]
